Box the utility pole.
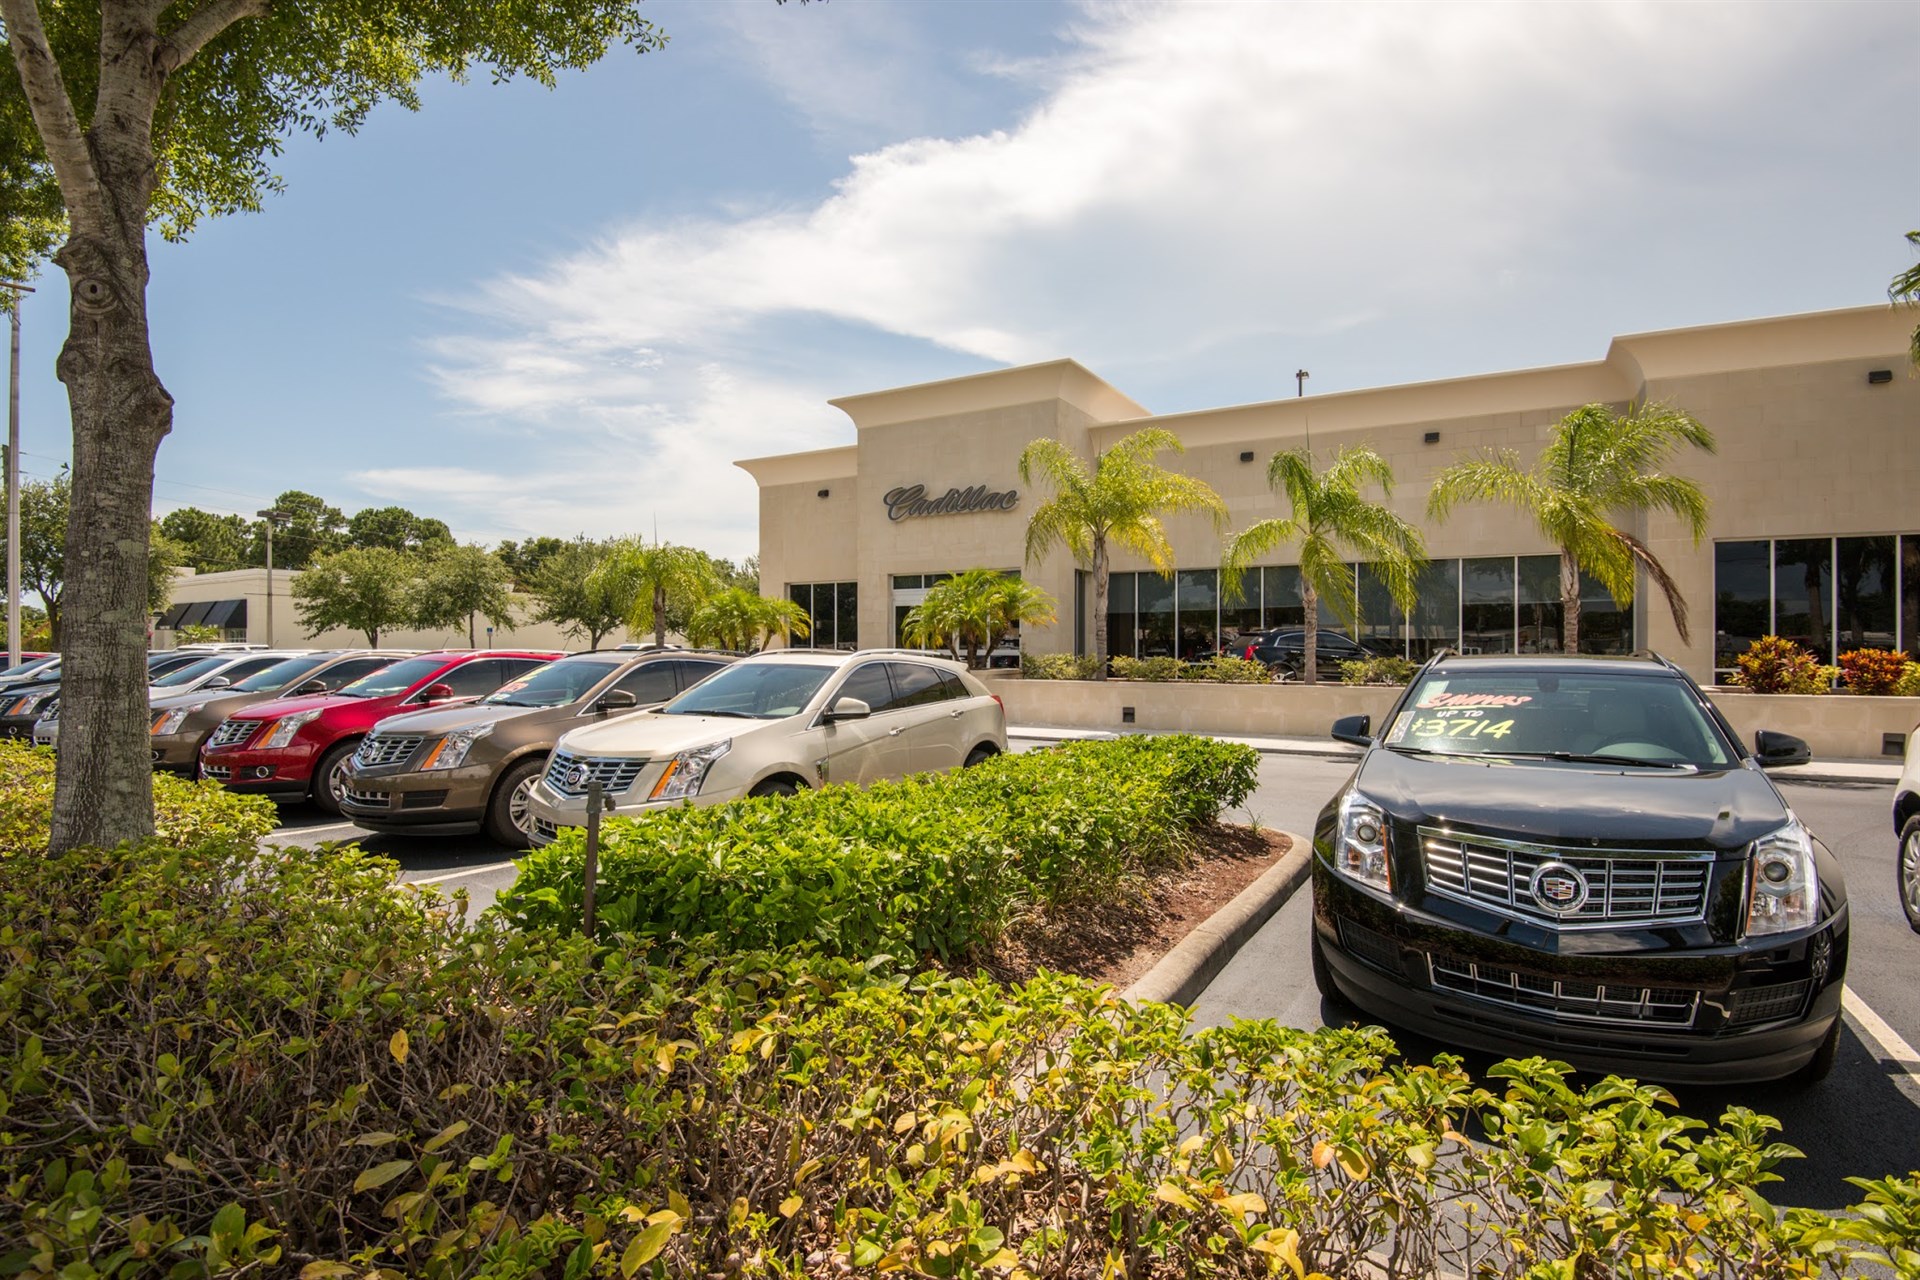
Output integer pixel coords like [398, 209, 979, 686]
[256, 509, 284, 645]
[1295, 369, 1309, 398]
[1, 281, 34, 670]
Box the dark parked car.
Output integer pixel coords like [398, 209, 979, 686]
[1312, 652, 1847, 1085]
[1242, 628, 1392, 679]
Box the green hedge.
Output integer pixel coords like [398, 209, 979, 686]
[0, 740, 275, 856]
[3, 834, 1916, 1279]
[497, 735, 1260, 961]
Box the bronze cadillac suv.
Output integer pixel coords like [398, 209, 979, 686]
[337, 650, 734, 846]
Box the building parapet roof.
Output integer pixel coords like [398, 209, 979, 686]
[827, 358, 1149, 430]
[735, 444, 859, 487]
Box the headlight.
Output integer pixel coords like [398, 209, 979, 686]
[152, 703, 203, 736]
[261, 709, 323, 749]
[12, 692, 50, 717]
[419, 721, 495, 771]
[1333, 791, 1393, 893]
[1745, 817, 1819, 937]
[650, 739, 732, 802]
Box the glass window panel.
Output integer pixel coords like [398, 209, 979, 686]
[1775, 539, 1833, 662]
[1175, 569, 1219, 660]
[1461, 557, 1515, 654]
[1262, 565, 1305, 630]
[1713, 541, 1771, 674]
[1905, 536, 1920, 660]
[1357, 565, 1403, 657]
[1835, 536, 1896, 654]
[1137, 571, 1175, 658]
[837, 662, 896, 713]
[1577, 570, 1632, 655]
[1517, 555, 1563, 653]
[1408, 560, 1459, 662]
[1100, 571, 1136, 659]
[788, 584, 813, 649]
[1220, 569, 1261, 657]
[891, 574, 922, 590]
[810, 584, 835, 650]
[834, 581, 859, 652]
[894, 604, 914, 649]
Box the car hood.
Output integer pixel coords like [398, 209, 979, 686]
[233, 691, 363, 721]
[372, 703, 546, 736]
[1355, 748, 1791, 852]
[555, 710, 762, 758]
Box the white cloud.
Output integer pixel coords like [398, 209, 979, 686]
[423, 0, 1914, 552]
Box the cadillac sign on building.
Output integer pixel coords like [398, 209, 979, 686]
[882, 483, 1020, 522]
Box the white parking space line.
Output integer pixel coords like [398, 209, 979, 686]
[408, 861, 518, 886]
[1844, 986, 1920, 1088]
[267, 821, 364, 841]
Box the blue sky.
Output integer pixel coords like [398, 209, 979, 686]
[10, 0, 1918, 561]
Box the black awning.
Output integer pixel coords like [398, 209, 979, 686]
[157, 603, 191, 627]
[204, 599, 247, 628]
[176, 601, 217, 627]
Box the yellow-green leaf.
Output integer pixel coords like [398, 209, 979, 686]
[389, 1029, 409, 1065]
[621, 1221, 673, 1275]
[298, 1265, 358, 1280]
[421, 1120, 469, 1154]
[1154, 1181, 1200, 1212]
[779, 1194, 803, 1218]
[348, 1132, 401, 1148]
[353, 1160, 412, 1193]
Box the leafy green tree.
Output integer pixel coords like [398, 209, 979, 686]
[1019, 428, 1228, 679]
[291, 548, 417, 647]
[257, 490, 346, 571]
[411, 544, 514, 648]
[1222, 447, 1427, 685]
[348, 505, 454, 555]
[902, 569, 1057, 668]
[684, 587, 811, 652]
[2, 0, 668, 851]
[524, 538, 630, 648]
[593, 540, 721, 650]
[0, 471, 176, 646]
[1893, 227, 1920, 366]
[158, 506, 249, 573]
[1428, 402, 1714, 653]
[496, 535, 569, 587]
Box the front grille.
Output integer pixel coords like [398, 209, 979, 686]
[37, 697, 57, 722]
[202, 764, 232, 782]
[1337, 918, 1405, 975]
[207, 718, 258, 751]
[544, 750, 647, 797]
[1419, 826, 1713, 929]
[1427, 954, 1700, 1028]
[530, 815, 559, 845]
[342, 785, 390, 809]
[401, 790, 449, 810]
[1726, 981, 1812, 1027]
[355, 734, 424, 769]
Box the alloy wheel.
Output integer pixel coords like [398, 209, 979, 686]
[508, 775, 537, 838]
[1903, 827, 1920, 924]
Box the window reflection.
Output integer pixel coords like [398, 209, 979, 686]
[1462, 558, 1515, 654]
[1517, 556, 1563, 653]
[1774, 540, 1833, 662]
[1835, 536, 1896, 654]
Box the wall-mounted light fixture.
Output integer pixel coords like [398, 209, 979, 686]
[1239, 450, 1256, 463]
[817, 488, 831, 498]
[1868, 369, 1893, 385]
[1423, 431, 1441, 444]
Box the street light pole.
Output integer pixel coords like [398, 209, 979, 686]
[2, 281, 33, 670]
[256, 509, 284, 645]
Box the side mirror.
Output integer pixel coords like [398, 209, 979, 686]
[202, 676, 232, 690]
[294, 679, 328, 695]
[422, 682, 456, 703]
[1331, 714, 1374, 749]
[1754, 729, 1811, 768]
[596, 689, 638, 716]
[824, 696, 871, 723]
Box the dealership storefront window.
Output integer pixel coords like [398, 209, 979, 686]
[1087, 557, 1634, 660]
[1713, 534, 1916, 676]
[787, 581, 858, 650]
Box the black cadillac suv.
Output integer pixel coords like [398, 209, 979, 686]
[1313, 652, 1847, 1085]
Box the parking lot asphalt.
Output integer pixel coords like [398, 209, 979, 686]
[263, 744, 1920, 1210]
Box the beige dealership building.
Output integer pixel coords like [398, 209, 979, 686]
[739, 305, 1919, 683]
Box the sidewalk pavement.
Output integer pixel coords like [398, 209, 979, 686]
[1007, 723, 1904, 786]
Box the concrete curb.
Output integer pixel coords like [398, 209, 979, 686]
[1124, 832, 1313, 1006]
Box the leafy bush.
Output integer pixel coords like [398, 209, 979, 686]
[1733, 636, 1830, 694]
[1339, 655, 1421, 685]
[3, 833, 1917, 1280]
[0, 740, 274, 856]
[1839, 647, 1911, 695]
[1110, 654, 1184, 681]
[498, 735, 1259, 959]
[1020, 651, 1099, 680]
[1181, 654, 1273, 683]
[1897, 662, 1920, 698]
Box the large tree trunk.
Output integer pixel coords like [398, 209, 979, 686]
[1302, 581, 1319, 685]
[1561, 549, 1581, 656]
[1091, 538, 1109, 680]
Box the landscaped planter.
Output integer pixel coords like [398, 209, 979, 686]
[985, 673, 1920, 761]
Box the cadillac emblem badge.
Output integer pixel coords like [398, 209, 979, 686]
[1528, 861, 1590, 915]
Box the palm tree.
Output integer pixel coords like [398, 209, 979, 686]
[685, 588, 811, 651]
[1222, 446, 1427, 684]
[1893, 227, 1920, 366]
[1427, 402, 1715, 653]
[590, 540, 721, 649]
[901, 569, 1057, 668]
[1020, 428, 1228, 679]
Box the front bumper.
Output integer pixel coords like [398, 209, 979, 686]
[150, 729, 209, 772]
[0, 712, 43, 741]
[32, 721, 56, 749]
[523, 776, 747, 845]
[1312, 857, 1848, 1085]
[338, 761, 491, 834]
[199, 740, 320, 801]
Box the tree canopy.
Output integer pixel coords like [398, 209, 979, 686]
[411, 543, 513, 647]
[290, 546, 415, 647]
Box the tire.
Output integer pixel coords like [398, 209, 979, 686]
[749, 777, 800, 798]
[1788, 1014, 1843, 1087]
[311, 739, 359, 816]
[484, 757, 545, 849]
[1901, 816, 1920, 935]
[964, 745, 997, 768]
[1310, 931, 1341, 1003]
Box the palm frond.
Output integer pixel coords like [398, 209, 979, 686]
[1614, 529, 1691, 644]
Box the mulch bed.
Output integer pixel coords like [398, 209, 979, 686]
[975, 824, 1292, 989]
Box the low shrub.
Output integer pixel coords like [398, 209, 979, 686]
[1733, 635, 1830, 694]
[1339, 655, 1421, 685]
[1181, 654, 1272, 683]
[1839, 647, 1911, 695]
[1109, 654, 1184, 681]
[3, 833, 1917, 1280]
[1020, 651, 1099, 680]
[498, 734, 1260, 959]
[0, 739, 274, 856]
[1897, 662, 1920, 698]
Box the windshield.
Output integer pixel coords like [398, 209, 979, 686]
[660, 661, 834, 720]
[151, 656, 229, 688]
[231, 654, 332, 693]
[483, 659, 617, 707]
[1384, 670, 1737, 768]
[336, 656, 447, 698]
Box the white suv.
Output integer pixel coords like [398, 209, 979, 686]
[524, 649, 1007, 842]
[1896, 724, 1920, 934]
